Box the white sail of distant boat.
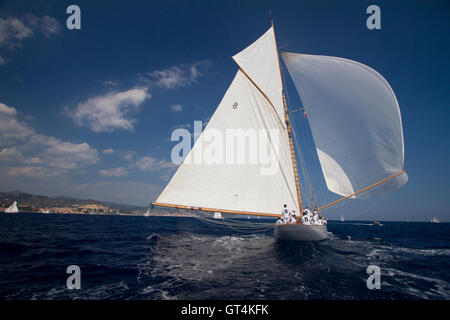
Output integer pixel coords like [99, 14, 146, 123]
[152, 18, 407, 241]
[145, 209, 150, 217]
[5, 201, 19, 213]
[340, 215, 345, 222]
[214, 212, 223, 219]
[430, 216, 440, 223]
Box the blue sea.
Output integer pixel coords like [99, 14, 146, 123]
[0, 213, 449, 300]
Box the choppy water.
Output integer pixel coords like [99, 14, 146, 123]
[0, 213, 449, 300]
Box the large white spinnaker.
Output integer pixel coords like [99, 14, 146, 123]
[282, 52, 407, 198]
[155, 28, 299, 215]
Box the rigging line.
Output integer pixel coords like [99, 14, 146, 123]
[288, 107, 305, 113]
[280, 64, 318, 209]
[280, 65, 308, 205]
[282, 67, 317, 209]
[348, 179, 396, 220]
[291, 114, 317, 208]
[319, 170, 407, 211]
[190, 211, 274, 234]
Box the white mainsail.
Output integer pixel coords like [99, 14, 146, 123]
[5, 201, 19, 213]
[156, 27, 299, 215]
[282, 52, 408, 198]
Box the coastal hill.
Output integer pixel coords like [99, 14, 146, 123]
[0, 191, 191, 217]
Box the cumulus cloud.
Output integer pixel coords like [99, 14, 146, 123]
[139, 60, 212, 89]
[0, 103, 34, 145]
[45, 142, 99, 169]
[99, 167, 128, 177]
[68, 88, 150, 132]
[135, 156, 176, 172]
[0, 102, 99, 173]
[0, 14, 61, 50]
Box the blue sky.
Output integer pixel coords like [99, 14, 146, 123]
[0, 0, 448, 221]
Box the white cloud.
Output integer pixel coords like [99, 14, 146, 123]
[0, 17, 32, 49]
[135, 156, 176, 172]
[0, 15, 61, 50]
[99, 167, 128, 177]
[7, 166, 61, 178]
[140, 60, 212, 89]
[45, 142, 99, 169]
[0, 102, 99, 171]
[170, 104, 183, 112]
[102, 80, 119, 88]
[26, 15, 61, 38]
[124, 151, 136, 161]
[0, 102, 34, 146]
[102, 148, 115, 155]
[69, 88, 150, 132]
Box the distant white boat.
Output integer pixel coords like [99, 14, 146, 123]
[144, 209, 150, 217]
[214, 212, 223, 219]
[5, 201, 19, 213]
[430, 216, 440, 223]
[41, 209, 51, 214]
[373, 220, 383, 226]
[340, 214, 345, 222]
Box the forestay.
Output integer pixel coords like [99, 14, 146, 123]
[282, 52, 408, 198]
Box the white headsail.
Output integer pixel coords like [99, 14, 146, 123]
[282, 52, 408, 198]
[155, 27, 299, 215]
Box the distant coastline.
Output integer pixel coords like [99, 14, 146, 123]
[0, 191, 192, 217]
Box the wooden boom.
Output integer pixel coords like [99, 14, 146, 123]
[318, 170, 407, 211]
[151, 202, 281, 218]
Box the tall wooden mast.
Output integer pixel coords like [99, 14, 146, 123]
[271, 16, 304, 214]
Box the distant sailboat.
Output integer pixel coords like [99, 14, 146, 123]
[151, 18, 408, 241]
[340, 215, 345, 222]
[144, 209, 150, 217]
[430, 216, 440, 223]
[40, 209, 50, 214]
[5, 201, 19, 213]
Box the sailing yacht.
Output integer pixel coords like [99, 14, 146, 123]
[144, 209, 150, 217]
[430, 217, 440, 223]
[340, 215, 345, 222]
[5, 201, 19, 213]
[152, 20, 407, 241]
